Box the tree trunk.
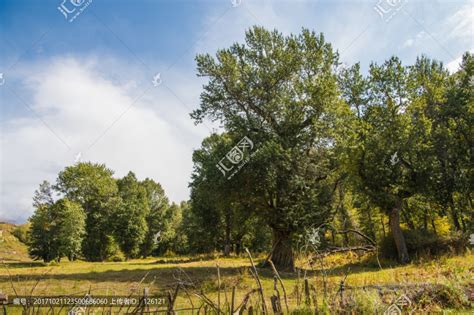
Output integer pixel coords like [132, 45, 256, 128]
[224, 211, 231, 256]
[423, 207, 428, 231]
[270, 228, 294, 271]
[389, 199, 409, 263]
[235, 240, 242, 255]
[380, 215, 386, 238]
[449, 197, 461, 231]
[431, 219, 437, 235]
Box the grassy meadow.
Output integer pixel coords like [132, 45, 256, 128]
[1, 225, 473, 314]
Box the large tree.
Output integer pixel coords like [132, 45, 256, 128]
[340, 57, 442, 263]
[429, 53, 473, 231]
[192, 27, 346, 269]
[55, 162, 120, 261]
[189, 133, 262, 256]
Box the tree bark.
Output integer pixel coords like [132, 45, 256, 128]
[389, 199, 409, 263]
[449, 196, 461, 231]
[270, 228, 294, 271]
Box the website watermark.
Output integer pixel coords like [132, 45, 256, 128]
[152, 73, 162, 87]
[231, 0, 242, 8]
[383, 293, 413, 315]
[390, 151, 399, 166]
[374, 0, 406, 22]
[216, 136, 257, 180]
[58, 0, 92, 23]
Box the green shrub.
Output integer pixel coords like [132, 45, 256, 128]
[106, 247, 125, 262]
[380, 230, 466, 260]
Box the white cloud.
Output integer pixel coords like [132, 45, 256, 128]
[445, 50, 474, 73]
[401, 31, 428, 49]
[402, 38, 414, 48]
[0, 56, 208, 223]
[445, 3, 473, 40]
[446, 55, 464, 73]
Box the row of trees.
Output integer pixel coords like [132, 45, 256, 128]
[28, 161, 274, 262]
[29, 163, 185, 262]
[187, 27, 472, 269]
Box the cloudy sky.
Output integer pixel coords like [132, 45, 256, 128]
[0, 0, 472, 223]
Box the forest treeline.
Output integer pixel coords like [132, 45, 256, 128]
[25, 27, 472, 269]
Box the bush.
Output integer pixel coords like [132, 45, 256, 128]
[380, 230, 466, 260]
[345, 290, 384, 314]
[107, 250, 125, 262]
[12, 224, 29, 244]
[412, 283, 470, 311]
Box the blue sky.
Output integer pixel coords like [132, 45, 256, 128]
[0, 0, 472, 223]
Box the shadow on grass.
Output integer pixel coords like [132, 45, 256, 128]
[0, 256, 388, 287]
[126, 255, 220, 266]
[1, 261, 46, 268]
[0, 265, 247, 290]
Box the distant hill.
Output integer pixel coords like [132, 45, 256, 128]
[0, 222, 30, 262]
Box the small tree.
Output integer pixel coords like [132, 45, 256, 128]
[28, 205, 54, 262]
[139, 178, 169, 257]
[115, 172, 149, 259]
[28, 198, 85, 262]
[50, 199, 85, 261]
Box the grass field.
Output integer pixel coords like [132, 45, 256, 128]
[0, 224, 473, 313]
[1, 253, 473, 313]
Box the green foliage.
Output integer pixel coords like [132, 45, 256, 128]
[339, 54, 472, 262]
[22, 27, 472, 267]
[28, 198, 85, 262]
[28, 206, 53, 262]
[412, 283, 470, 311]
[341, 57, 436, 209]
[32, 180, 54, 208]
[140, 178, 169, 257]
[55, 162, 120, 261]
[192, 26, 350, 268]
[27, 163, 179, 262]
[428, 53, 473, 231]
[115, 171, 149, 259]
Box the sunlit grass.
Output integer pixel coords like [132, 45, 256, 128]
[1, 251, 472, 313]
